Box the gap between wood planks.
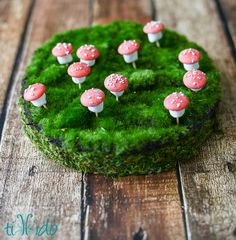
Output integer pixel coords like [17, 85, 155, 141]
[0, 0, 35, 141]
[214, 0, 236, 62]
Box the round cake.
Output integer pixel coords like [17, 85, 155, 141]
[19, 20, 221, 176]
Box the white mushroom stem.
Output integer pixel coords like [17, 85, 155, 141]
[72, 77, 86, 89]
[31, 93, 47, 108]
[80, 59, 95, 67]
[57, 54, 73, 64]
[147, 32, 163, 46]
[169, 109, 185, 125]
[183, 62, 199, 71]
[110, 90, 124, 101]
[123, 51, 138, 64]
[190, 88, 202, 92]
[88, 102, 104, 117]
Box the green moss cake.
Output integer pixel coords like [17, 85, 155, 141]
[19, 21, 221, 176]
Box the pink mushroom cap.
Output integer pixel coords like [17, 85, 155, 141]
[143, 21, 165, 34]
[104, 73, 128, 92]
[118, 40, 140, 55]
[164, 92, 189, 111]
[24, 83, 46, 101]
[80, 88, 105, 107]
[76, 44, 99, 61]
[52, 42, 73, 57]
[178, 48, 201, 64]
[183, 70, 207, 89]
[67, 62, 91, 78]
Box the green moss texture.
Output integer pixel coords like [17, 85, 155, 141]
[19, 20, 221, 176]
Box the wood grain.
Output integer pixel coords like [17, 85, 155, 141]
[86, 174, 185, 240]
[219, 0, 236, 47]
[93, 0, 152, 24]
[155, 0, 236, 238]
[84, 1, 186, 239]
[0, 0, 90, 239]
[0, 0, 31, 114]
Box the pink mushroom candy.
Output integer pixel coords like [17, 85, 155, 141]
[183, 69, 207, 92]
[80, 88, 105, 117]
[23, 83, 47, 108]
[76, 44, 99, 67]
[104, 73, 128, 101]
[67, 62, 91, 89]
[118, 40, 140, 69]
[143, 20, 165, 47]
[178, 48, 201, 71]
[52, 42, 73, 64]
[164, 92, 189, 125]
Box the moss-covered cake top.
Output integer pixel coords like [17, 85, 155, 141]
[20, 20, 221, 157]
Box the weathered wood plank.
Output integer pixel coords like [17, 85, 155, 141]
[0, 0, 90, 239]
[0, 0, 31, 115]
[219, 0, 236, 49]
[155, 0, 236, 239]
[93, 0, 152, 24]
[84, 1, 185, 239]
[86, 174, 185, 240]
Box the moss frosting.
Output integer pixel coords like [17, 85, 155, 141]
[19, 20, 221, 176]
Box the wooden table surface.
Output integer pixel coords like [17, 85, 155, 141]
[0, 0, 236, 239]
